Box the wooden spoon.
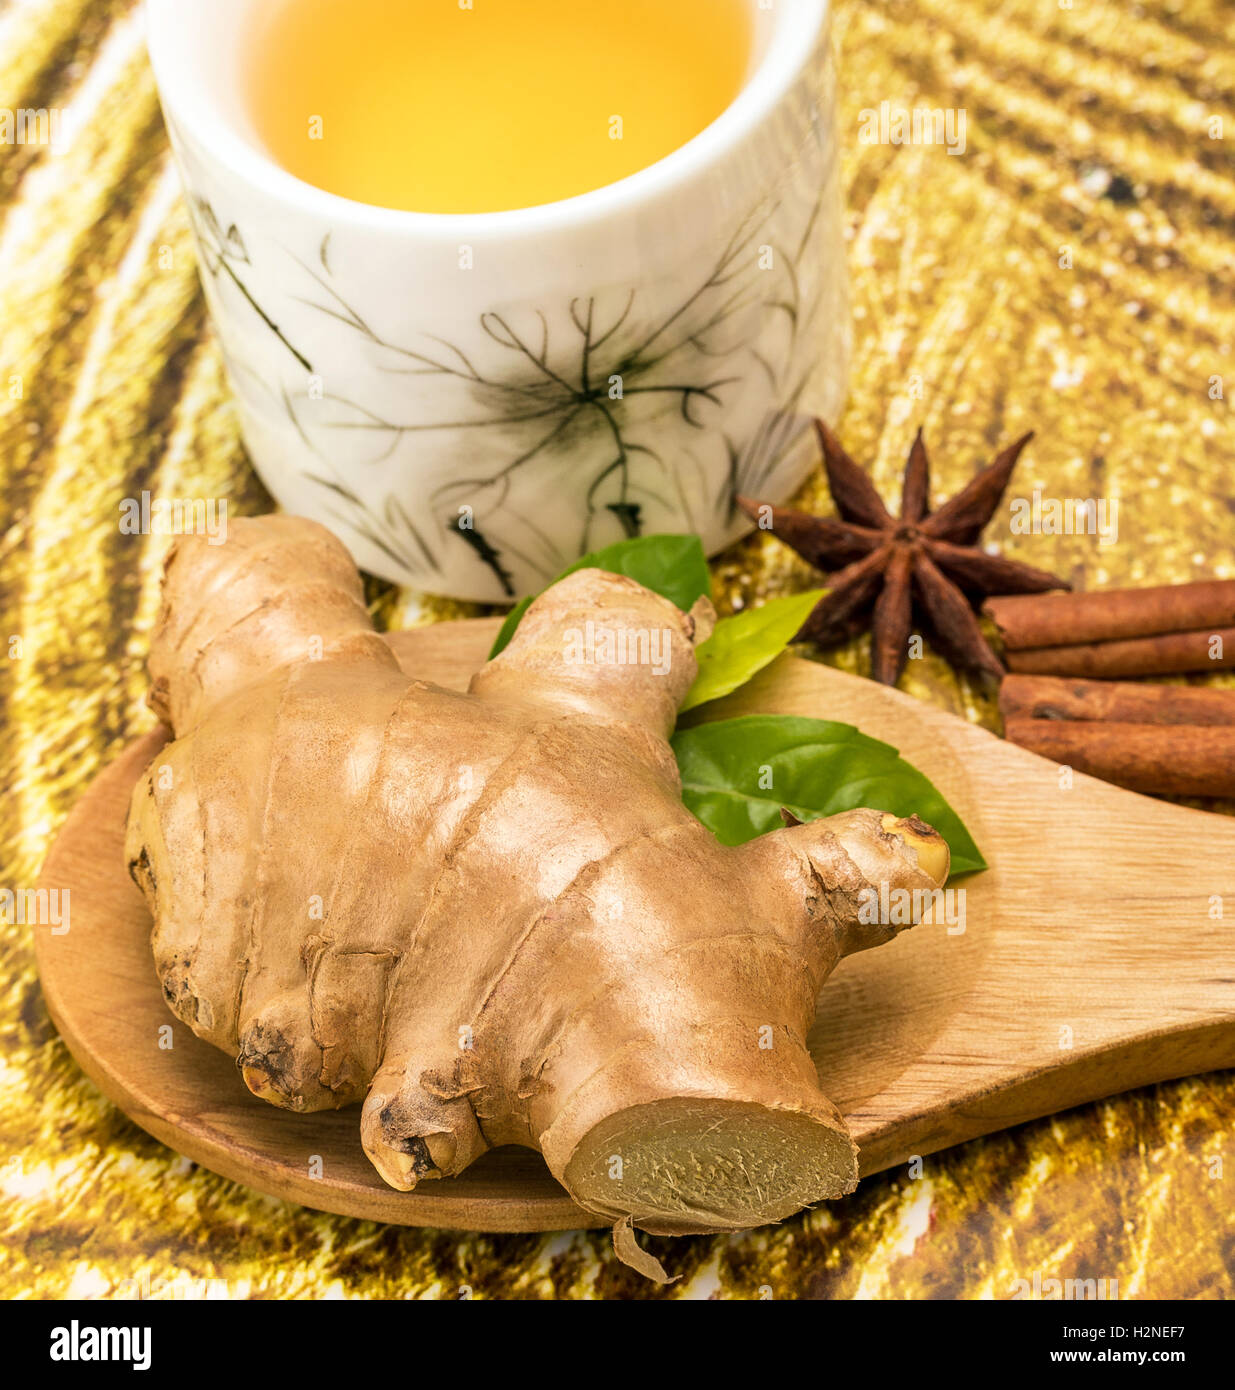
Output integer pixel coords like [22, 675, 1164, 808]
[32, 619, 1235, 1231]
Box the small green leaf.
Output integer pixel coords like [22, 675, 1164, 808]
[680, 589, 825, 713]
[489, 534, 711, 658]
[671, 714, 985, 878]
[489, 596, 534, 657]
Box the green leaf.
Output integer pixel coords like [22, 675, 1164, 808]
[488, 596, 535, 657]
[488, 534, 711, 658]
[679, 589, 825, 713]
[671, 714, 986, 878]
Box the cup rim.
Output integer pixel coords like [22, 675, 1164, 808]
[145, 0, 830, 234]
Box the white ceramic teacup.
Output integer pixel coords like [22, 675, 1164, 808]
[146, 0, 848, 601]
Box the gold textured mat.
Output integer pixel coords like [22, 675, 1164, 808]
[1, 0, 1232, 1298]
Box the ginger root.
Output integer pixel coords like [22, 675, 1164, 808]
[126, 516, 948, 1239]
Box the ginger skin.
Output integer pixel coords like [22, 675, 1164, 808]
[126, 516, 948, 1238]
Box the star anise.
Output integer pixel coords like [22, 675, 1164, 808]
[738, 421, 1070, 686]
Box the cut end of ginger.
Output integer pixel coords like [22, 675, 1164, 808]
[561, 1099, 859, 1237]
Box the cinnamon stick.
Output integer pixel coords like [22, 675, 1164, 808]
[1000, 674, 1235, 727]
[1003, 718, 1235, 798]
[985, 579, 1235, 650]
[1004, 628, 1235, 678]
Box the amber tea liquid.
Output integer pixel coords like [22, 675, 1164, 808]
[246, 0, 752, 214]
